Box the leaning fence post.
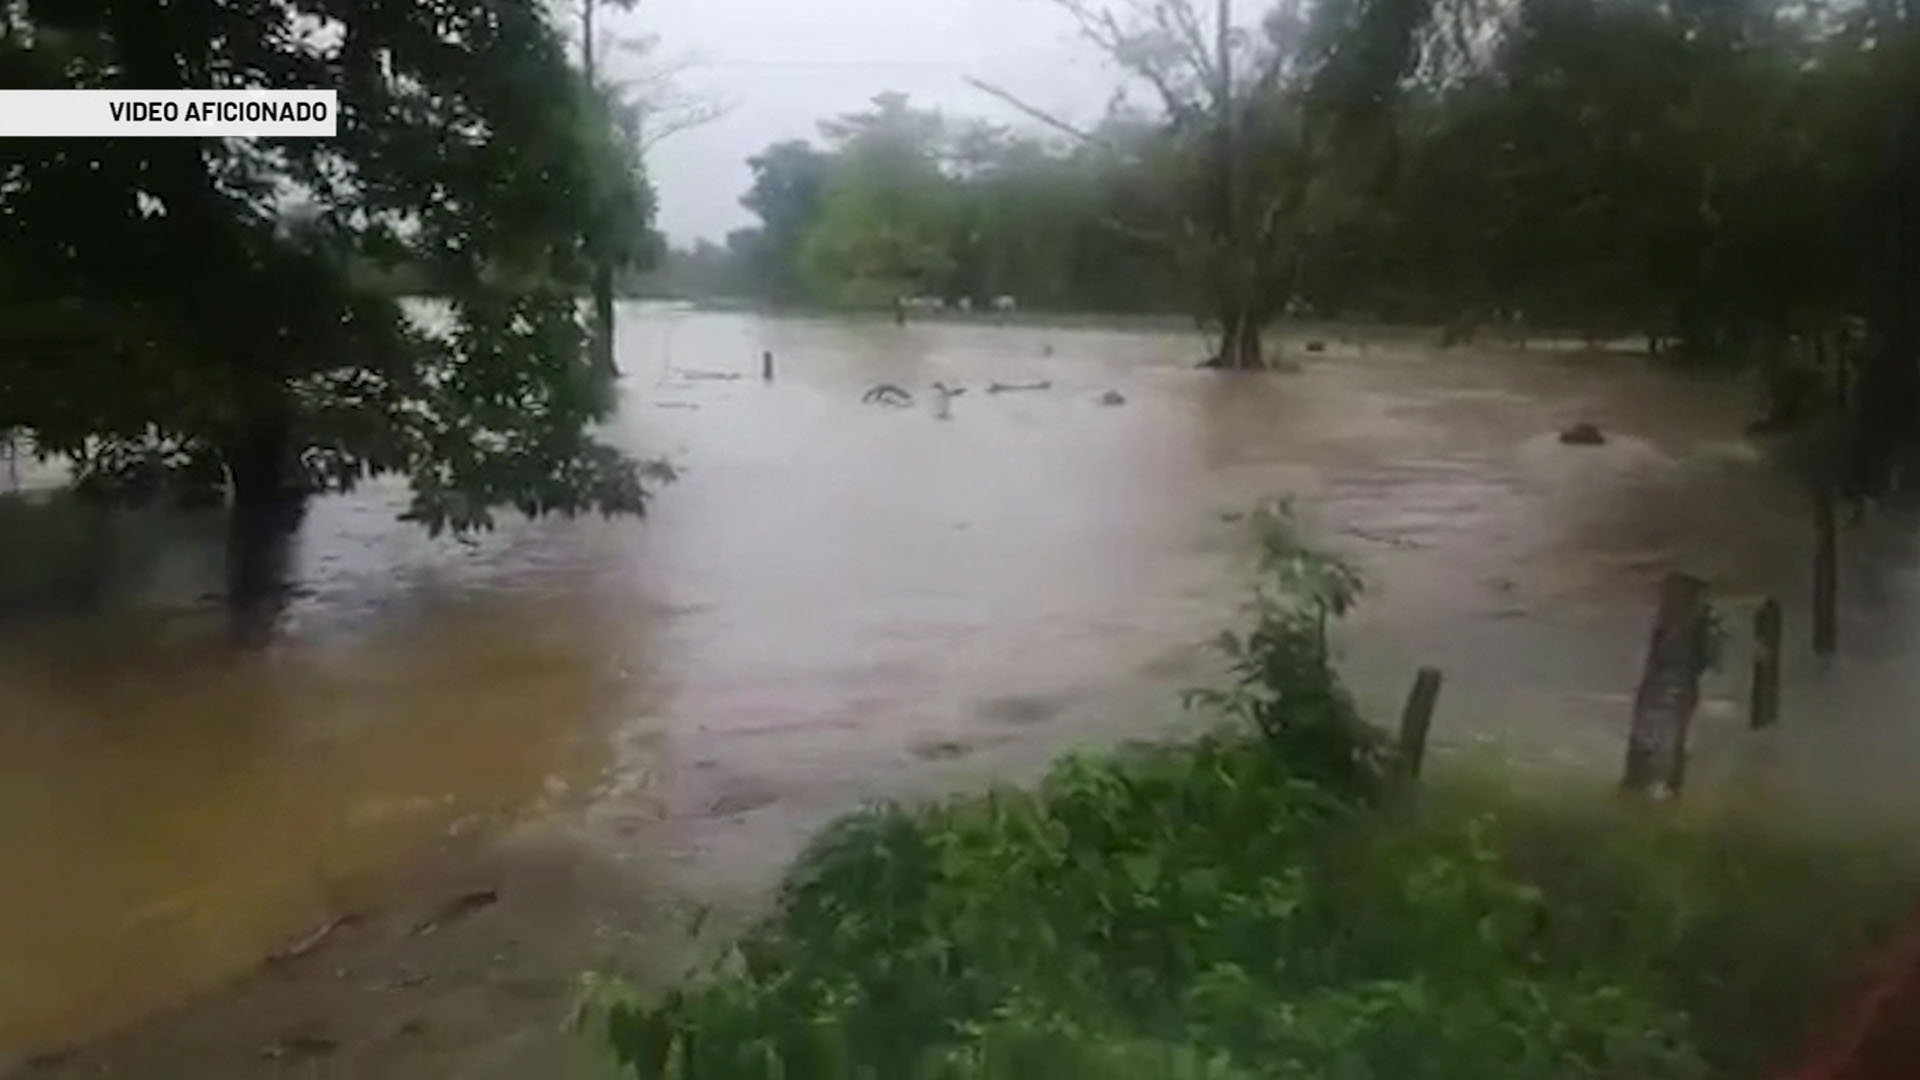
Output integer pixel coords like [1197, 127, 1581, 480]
[1398, 667, 1444, 779]
[1751, 598, 1782, 730]
[1624, 572, 1711, 798]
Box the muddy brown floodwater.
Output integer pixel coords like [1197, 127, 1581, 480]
[6, 308, 1920, 1077]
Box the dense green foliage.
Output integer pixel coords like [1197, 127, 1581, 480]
[1351, 0, 1914, 351]
[588, 507, 1917, 1078]
[0, 0, 664, 539]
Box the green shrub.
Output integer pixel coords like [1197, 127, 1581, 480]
[1182, 499, 1388, 799]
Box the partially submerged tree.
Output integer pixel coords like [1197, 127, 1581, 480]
[569, 0, 706, 378]
[972, 0, 1445, 368]
[574, 0, 630, 377]
[0, 0, 670, 627]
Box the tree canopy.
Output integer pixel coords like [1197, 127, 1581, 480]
[0, 0, 665, 545]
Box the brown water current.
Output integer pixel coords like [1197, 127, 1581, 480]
[5, 307, 1920, 1067]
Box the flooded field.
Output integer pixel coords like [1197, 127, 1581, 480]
[5, 307, 1920, 1073]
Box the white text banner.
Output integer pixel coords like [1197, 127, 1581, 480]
[0, 90, 337, 138]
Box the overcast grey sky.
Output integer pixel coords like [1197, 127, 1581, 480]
[612, 0, 1124, 246]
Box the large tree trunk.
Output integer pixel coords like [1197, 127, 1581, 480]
[223, 411, 306, 646]
[1219, 303, 1265, 369]
[581, 0, 621, 381]
[592, 262, 619, 379]
[1208, 0, 1263, 371]
[1622, 572, 1712, 798]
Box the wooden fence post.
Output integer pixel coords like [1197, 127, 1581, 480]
[1751, 598, 1782, 730]
[1814, 486, 1839, 656]
[1624, 572, 1711, 798]
[1398, 667, 1444, 779]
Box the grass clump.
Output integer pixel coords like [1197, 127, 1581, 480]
[589, 502, 1918, 1078]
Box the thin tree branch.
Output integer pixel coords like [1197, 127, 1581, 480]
[1054, 0, 1205, 125]
[1161, 0, 1221, 89]
[1057, 0, 1130, 52]
[960, 77, 1187, 252]
[637, 99, 734, 151]
[964, 76, 1108, 145]
[1142, 68, 1206, 126]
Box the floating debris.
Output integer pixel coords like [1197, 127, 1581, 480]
[1096, 389, 1126, 406]
[987, 380, 1051, 394]
[910, 738, 975, 761]
[410, 888, 498, 936]
[260, 1032, 338, 1062]
[1341, 525, 1425, 549]
[678, 369, 742, 381]
[371, 966, 434, 992]
[1559, 422, 1606, 446]
[707, 788, 779, 817]
[931, 381, 965, 419]
[862, 383, 914, 406]
[265, 914, 359, 967]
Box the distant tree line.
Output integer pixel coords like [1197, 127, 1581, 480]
[659, 0, 1914, 486]
[676, 0, 1911, 345]
[639, 94, 1192, 314]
